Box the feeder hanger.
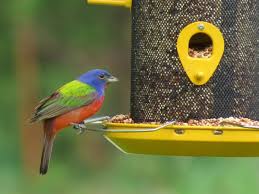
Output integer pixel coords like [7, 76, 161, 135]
[87, 0, 132, 8]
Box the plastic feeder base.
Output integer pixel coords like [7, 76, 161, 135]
[104, 123, 259, 157]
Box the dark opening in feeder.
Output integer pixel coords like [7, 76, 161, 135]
[188, 33, 213, 58]
[86, 0, 259, 156]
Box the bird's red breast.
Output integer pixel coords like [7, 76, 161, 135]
[51, 96, 105, 133]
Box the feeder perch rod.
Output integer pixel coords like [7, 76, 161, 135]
[220, 121, 259, 129]
[79, 117, 176, 133]
[83, 116, 111, 124]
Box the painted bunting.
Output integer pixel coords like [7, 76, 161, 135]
[30, 69, 118, 175]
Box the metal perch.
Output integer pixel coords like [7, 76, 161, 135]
[72, 116, 176, 133]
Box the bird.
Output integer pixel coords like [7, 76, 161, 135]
[30, 69, 118, 175]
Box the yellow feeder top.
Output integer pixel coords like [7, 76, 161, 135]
[87, 0, 132, 8]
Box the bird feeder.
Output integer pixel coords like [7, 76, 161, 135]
[85, 0, 259, 156]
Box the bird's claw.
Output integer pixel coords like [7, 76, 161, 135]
[71, 123, 87, 135]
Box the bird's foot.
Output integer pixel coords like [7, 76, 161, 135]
[70, 123, 87, 135]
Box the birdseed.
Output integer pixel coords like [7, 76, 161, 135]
[188, 46, 213, 58]
[109, 114, 259, 127]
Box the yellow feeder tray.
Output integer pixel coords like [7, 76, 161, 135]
[104, 123, 259, 157]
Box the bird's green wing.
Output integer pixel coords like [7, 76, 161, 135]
[30, 80, 97, 122]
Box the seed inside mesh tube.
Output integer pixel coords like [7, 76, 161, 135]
[109, 115, 259, 127]
[188, 46, 213, 58]
[131, 0, 258, 123]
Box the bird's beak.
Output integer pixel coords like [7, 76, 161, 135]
[106, 76, 119, 83]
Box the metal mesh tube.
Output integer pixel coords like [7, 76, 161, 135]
[130, 0, 258, 122]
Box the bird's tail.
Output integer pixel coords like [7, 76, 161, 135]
[40, 124, 55, 175]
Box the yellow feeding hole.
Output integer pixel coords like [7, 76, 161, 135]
[177, 21, 224, 85]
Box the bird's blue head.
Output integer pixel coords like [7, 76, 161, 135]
[77, 69, 118, 95]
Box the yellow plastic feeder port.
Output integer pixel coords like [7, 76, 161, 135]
[177, 21, 224, 85]
[104, 123, 259, 157]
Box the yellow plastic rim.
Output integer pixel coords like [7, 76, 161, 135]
[106, 122, 258, 131]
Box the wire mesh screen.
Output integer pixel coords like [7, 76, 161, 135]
[130, 0, 258, 122]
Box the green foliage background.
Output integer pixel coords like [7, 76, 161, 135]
[0, 0, 259, 193]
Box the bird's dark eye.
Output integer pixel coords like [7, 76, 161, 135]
[99, 74, 105, 79]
